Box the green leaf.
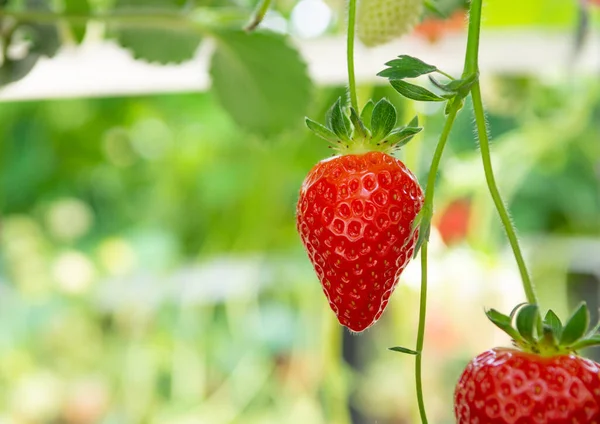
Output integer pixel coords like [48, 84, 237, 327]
[389, 80, 445, 102]
[349, 107, 369, 139]
[370, 98, 397, 142]
[21, 0, 60, 57]
[360, 100, 375, 129]
[327, 98, 352, 142]
[305, 118, 338, 144]
[571, 335, 600, 351]
[112, 0, 202, 64]
[0, 56, 38, 85]
[543, 309, 563, 340]
[386, 126, 422, 148]
[389, 346, 419, 355]
[485, 309, 523, 343]
[210, 30, 312, 136]
[407, 115, 419, 128]
[560, 302, 590, 346]
[64, 0, 90, 44]
[378, 55, 438, 80]
[0, 0, 61, 85]
[516, 304, 539, 344]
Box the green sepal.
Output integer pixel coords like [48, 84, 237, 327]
[390, 80, 445, 102]
[509, 302, 528, 319]
[585, 318, 600, 339]
[407, 115, 419, 128]
[386, 126, 422, 148]
[571, 334, 600, 351]
[484, 302, 600, 356]
[389, 346, 420, 355]
[360, 100, 375, 130]
[378, 55, 438, 80]
[305, 118, 339, 144]
[516, 304, 539, 344]
[349, 107, 370, 139]
[327, 98, 352, 142]
[560, 302, 590, 346]
[543, 309, 563, 340]
[541, 324, 558, 347]
[485, 308, 523, 343]
[370, 98, 397, 142]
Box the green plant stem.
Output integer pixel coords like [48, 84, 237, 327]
[346, 0, 359, 111]
[0, 8, 245, 33]
[0, 9, 192, 28]
[462, 0, 538, 307]
[415, 243, 429, 424]
[245, 0, 272, 31]
[462, 0, 482, 76]
[414, 105, 460, 424]
[470, 83, 538, 306]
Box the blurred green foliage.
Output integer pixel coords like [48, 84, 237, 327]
[0, 72, 599, 423]
[0, 0, 599, 422]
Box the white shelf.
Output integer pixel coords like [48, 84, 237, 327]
[0, 30, 598, 101]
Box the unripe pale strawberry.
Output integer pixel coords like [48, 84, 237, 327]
[357, 0, 424, 47]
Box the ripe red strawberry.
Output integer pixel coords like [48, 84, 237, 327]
[298, 98, 424, 332]
[455, 303, 600, 424]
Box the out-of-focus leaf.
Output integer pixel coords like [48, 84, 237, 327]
[64, 0, 91, 44]
[112, 0, 202, 64]
[0, 0, 61, 85]
[0, 55, 39, 85]
[210, 30, 312, 136]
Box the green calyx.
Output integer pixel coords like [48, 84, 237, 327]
[305, 97, 422, 155]
[486, 302, 600, 357]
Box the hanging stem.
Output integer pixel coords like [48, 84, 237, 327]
[463, 0, 538, 307]
[415, 242, 430, 424]
[414, 105, 460, 424]
[347, 0, 359, 111]
[245, 0, 272, 31]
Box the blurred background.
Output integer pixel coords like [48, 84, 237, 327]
[0, 0, 599, 423]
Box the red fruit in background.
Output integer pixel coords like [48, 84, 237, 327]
[455, 348, 600, 423]
[414, 10, 466, 43]
[296, 151, 424, 332]
[436, 198, 471, 245]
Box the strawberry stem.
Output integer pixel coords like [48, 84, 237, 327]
[416, 242, 429, 423]
[464, 0, 540, 310]
[347, 0, 359, 111]
[245, 0, 272, 31]
[414, 104, 460, 424]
